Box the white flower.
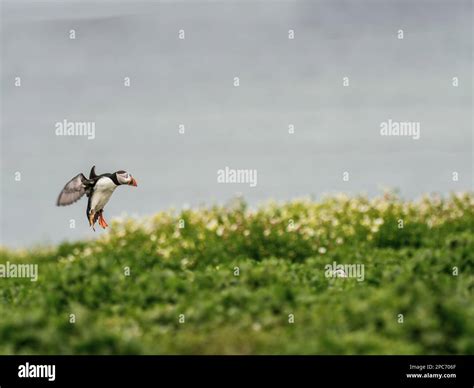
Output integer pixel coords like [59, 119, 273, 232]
[374, 218, 384, 226]
[333, 269, 348, 278]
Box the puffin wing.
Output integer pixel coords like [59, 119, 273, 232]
[89, 165, 98, 179]
[56, 173, 90, 206]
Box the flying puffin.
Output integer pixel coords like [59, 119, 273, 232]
[56, 166, 137, 230]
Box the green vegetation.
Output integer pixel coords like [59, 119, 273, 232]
[0, 192, 473, 354]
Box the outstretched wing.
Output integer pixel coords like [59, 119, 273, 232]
[89, 165, 98, 179]
[56, 173, 89, 206]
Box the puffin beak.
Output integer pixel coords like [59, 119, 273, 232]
[129, 177, 138, 187]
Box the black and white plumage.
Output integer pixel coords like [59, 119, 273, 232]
[57, 166, 137, 230]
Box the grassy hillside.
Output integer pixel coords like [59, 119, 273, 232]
[0, 192, 473, 354]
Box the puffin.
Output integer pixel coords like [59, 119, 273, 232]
[56, 166, 137, 230]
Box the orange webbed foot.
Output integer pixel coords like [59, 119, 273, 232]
[98, 212, 108, 229]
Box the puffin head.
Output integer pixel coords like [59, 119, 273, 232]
[115, 170, 138, 187]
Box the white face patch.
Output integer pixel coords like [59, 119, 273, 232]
[116, 172, 131, 185]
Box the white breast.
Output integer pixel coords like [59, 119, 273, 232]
[90, 177, 117, 212]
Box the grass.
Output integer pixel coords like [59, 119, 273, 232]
[0, 192, 473, 354]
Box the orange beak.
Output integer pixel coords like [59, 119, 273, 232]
[129, 177, 138, 187]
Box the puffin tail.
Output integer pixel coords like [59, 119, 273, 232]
[89, 165, 97, 179]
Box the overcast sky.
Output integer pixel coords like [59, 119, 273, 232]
[1, 0, 472, 246]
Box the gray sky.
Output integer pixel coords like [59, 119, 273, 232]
[1, 0, 472, 247]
